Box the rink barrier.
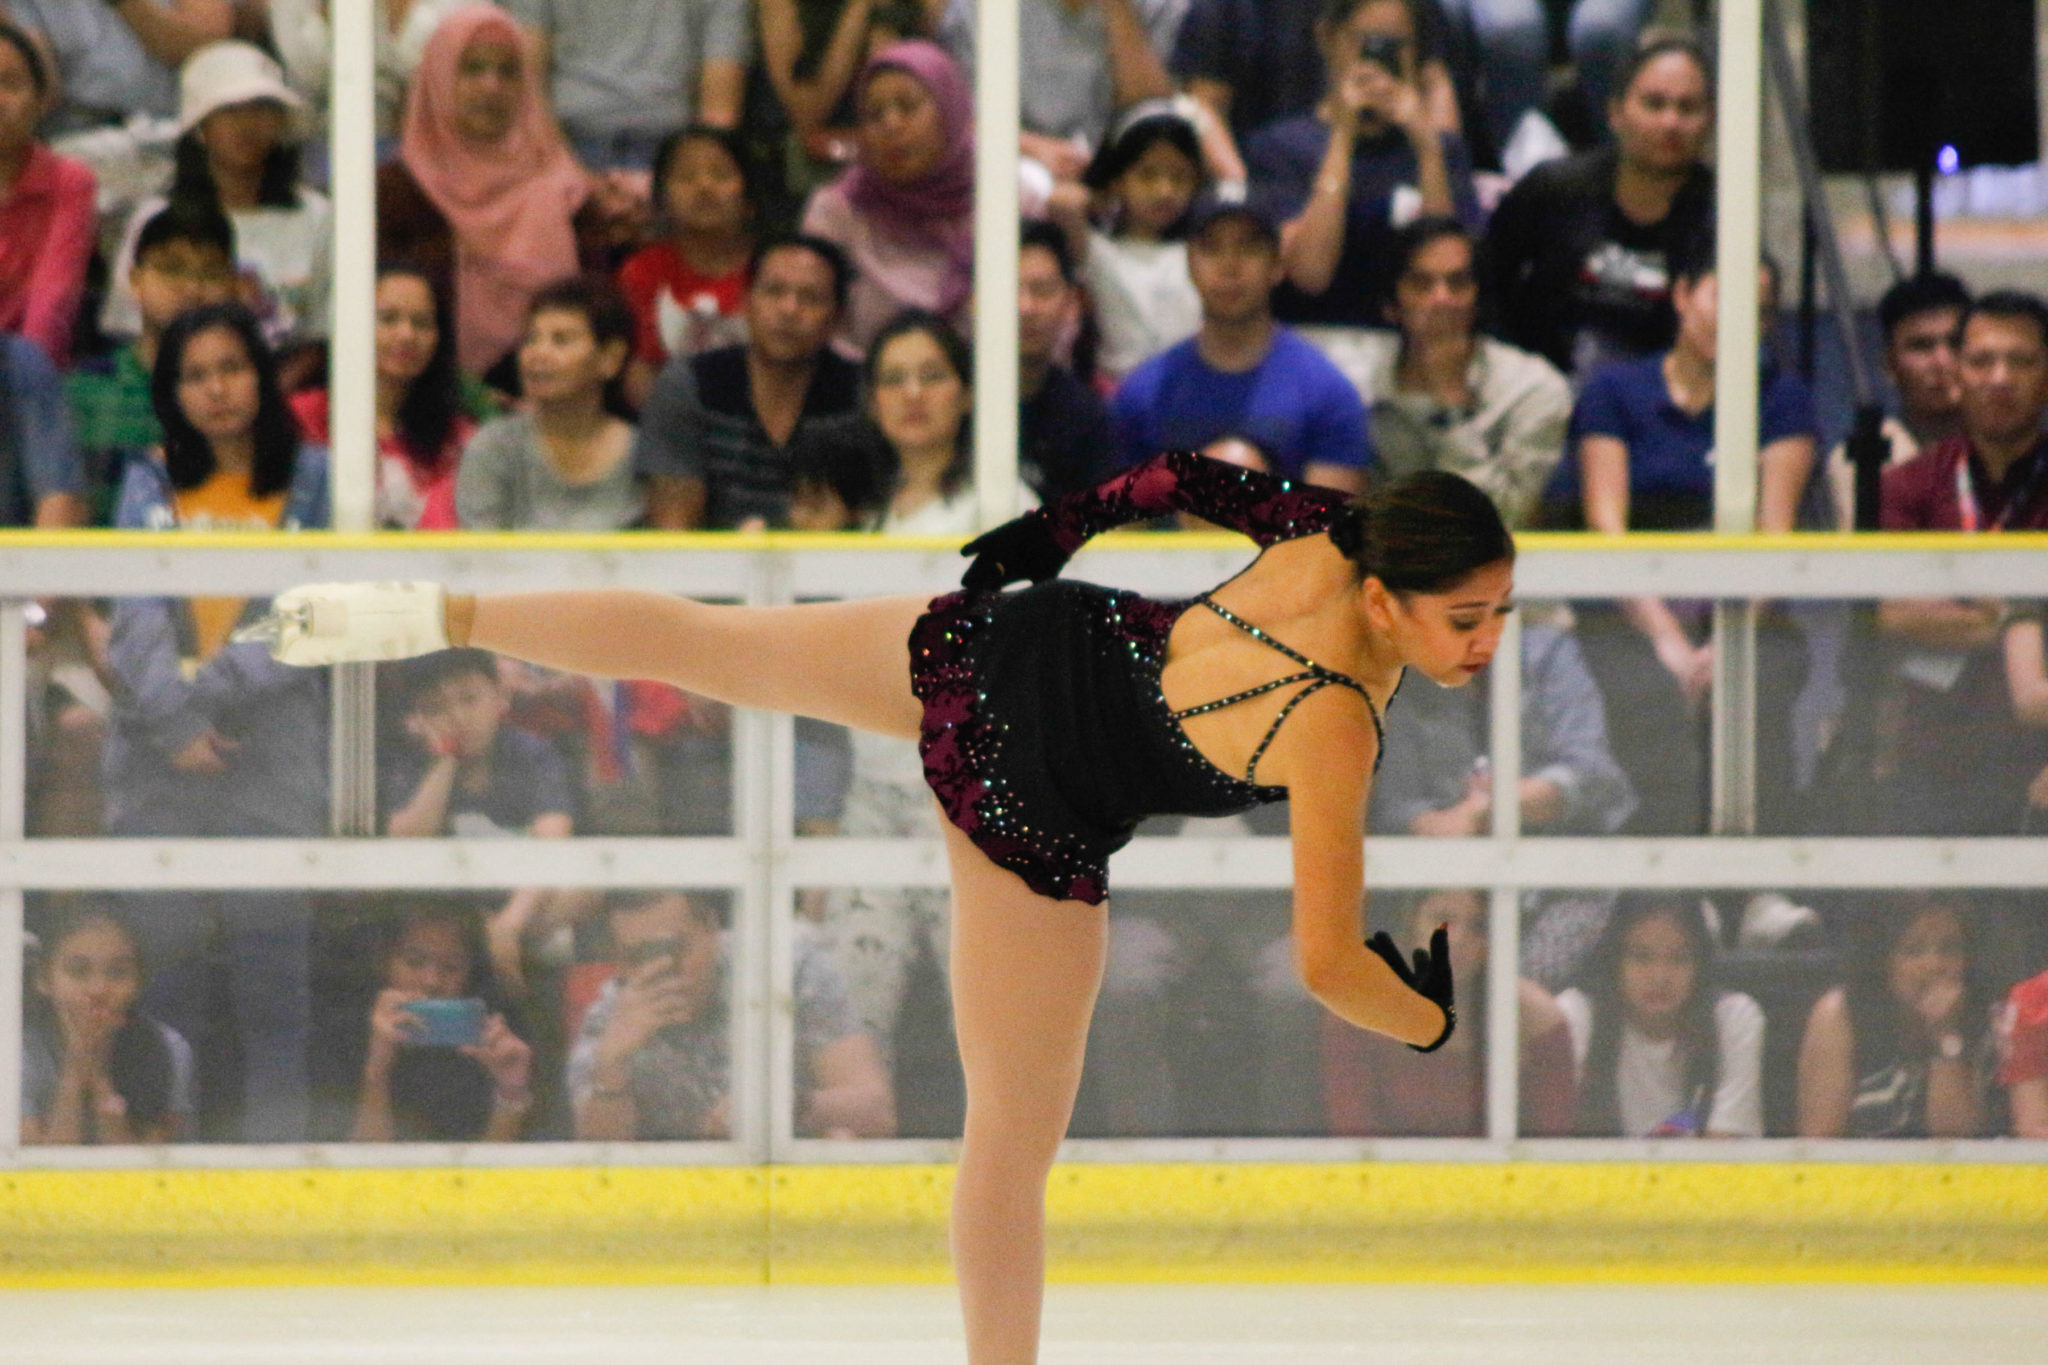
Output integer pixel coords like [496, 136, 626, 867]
[7, 536, 2048, 1268]
[2, 1162, 2046, 1287]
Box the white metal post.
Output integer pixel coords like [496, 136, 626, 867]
[973, 0, 1023, 530]
[327, 0, 381, 833]
[0, 602, 27, 1150]
[328, 0, 378, 531]
[1485, 611, 1523, 1141]
[1713, 0, 1765, 835]
[1713, 0, 1763, 535]
[741, 557, 794, 1164]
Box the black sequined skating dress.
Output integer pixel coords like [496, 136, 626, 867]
[908, 452, 1385, 905]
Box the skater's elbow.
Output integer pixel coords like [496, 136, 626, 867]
[1295, 937, 1354, 1003]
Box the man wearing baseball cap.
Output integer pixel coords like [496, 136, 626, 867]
[1109, 191, 1374, 492]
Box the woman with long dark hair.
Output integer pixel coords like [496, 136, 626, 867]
[21, 905, 193, 1146]
[104, 301, 328, 1142]
[342, 900, 534, 1143]
[292, 264, 474, 529]
[1798, 893, 1997, 1139]
[863, 309, 1031, 534]
[1557, 893, 1764, 1137]
[253, 450, 1509, 1362]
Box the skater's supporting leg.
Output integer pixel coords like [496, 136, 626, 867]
[941, 817, 1106, 1365]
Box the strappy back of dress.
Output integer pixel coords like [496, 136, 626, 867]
[1167, 595, 1385, 785]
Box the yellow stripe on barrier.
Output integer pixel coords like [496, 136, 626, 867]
[6, 526, 2048, 553]
[3, 1163, 2046, 1288]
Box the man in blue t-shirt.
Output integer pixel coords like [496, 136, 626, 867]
[1111, 197, 1373, 491]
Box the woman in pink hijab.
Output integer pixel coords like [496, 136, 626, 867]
[377, 4, 598, 378]
[801, 40, 975, 352]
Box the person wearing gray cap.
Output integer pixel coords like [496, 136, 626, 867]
[1109, 191, 1374, 493]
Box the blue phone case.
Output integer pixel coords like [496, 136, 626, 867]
[401, 997, 487, 1047]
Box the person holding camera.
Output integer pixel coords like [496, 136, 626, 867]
[344, 901, 534, 1142]
[569, 891, 893, 1141]
[1246, 0, 1479, 329]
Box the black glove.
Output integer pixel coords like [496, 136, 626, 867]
[1365, 925, 1456, 1053]
[959, 515, 1069, 593]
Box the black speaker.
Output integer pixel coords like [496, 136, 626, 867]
[1808, 0, 2039, 173]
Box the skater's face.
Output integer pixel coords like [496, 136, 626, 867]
[1618, 910, 1697, 1035]
[385, 917, 472, 999]
[871, 328, 969, 457]
[452, 37, 523, 145]
[1610, 51, 1711, 176]
[1363, 557, 1513, 688]
[375, 273, 441, 388]
[35, 918, 142, 1034]
[174, 324, 263, 449]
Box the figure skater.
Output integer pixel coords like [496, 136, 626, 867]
[249, 449, 1508, 1364]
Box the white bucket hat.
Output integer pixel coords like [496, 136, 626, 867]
[180, 40, 307, 136]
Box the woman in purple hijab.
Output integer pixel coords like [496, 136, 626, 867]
[801, 40, 976, 350]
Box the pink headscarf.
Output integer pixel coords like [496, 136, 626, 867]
[400, 4, 589, 374]
[838, 41, 976, 315]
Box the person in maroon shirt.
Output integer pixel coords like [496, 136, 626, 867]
[1876, 291, 2048, 833]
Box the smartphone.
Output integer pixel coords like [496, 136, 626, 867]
[401, 997, 487, 1048]
[1359, 33, 1406, 75]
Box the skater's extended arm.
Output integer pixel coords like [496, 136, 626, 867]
[960, 451, 1351, 590]
[446, 590, 725, 688]
[1273, 694, 1453, 1050]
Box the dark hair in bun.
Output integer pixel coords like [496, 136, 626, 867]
[1330, 471, 1513, 593]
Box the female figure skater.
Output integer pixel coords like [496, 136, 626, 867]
[255, 449, 1507, 1363]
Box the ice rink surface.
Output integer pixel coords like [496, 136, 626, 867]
[0, 1284, 2043, 1363]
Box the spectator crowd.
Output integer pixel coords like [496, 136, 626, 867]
[6, 0, 2048, 1146]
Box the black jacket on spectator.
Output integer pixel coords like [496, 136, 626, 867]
[1021, 364, 1116, 501]
[1481, 147, 1714, 380]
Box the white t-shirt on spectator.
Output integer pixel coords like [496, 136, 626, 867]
[1556, 987, 1765, 1137]
[1080, 232, 1200, 383]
